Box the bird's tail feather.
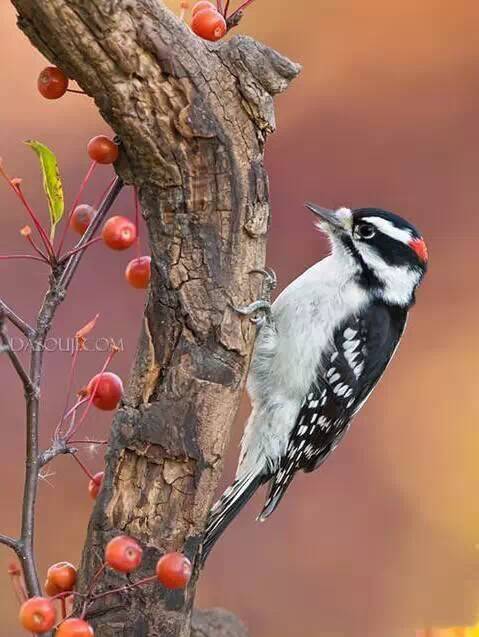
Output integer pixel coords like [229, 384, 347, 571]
[201, 470, 265, 565]
[257, 459, 296, 522]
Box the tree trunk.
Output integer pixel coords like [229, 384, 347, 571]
[10, 1, 300, 634]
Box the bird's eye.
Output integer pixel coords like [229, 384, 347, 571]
[356, 222, 376, 240]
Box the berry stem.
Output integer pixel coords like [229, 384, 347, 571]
[57, 160, 98, 257]
[56, 396, 89, 441]
[82, 563, 106, 610]
[95, 176, 116, 210]
[51, 590, 85, 601]
[69, 439, 108, 445]
[0, 254, 50, 264]
[59, 237, 102, 263]
[223, 0, 230, 16]
[22, 231, 50, 262]
[71, 452, 97, 482]
[60, 596, 67, 619]
[79, 562, 106, 619]
[58, 177, 124, 292]
[134, 186, 141, 259]
[227, 0, 254, 23]
[66, 88, 87, 95]
[0, 161, 56, 262]
[65, 347, 118, 441]
[55, 343, 81, 441]
[15, 185, 56, 262]
[91, 575, 157, 602]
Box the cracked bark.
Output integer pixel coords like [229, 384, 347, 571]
[10, 1, 300, 635]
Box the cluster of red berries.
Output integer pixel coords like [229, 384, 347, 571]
[191, 1, 227, 41]
[106, 537, 193, 589]
[68, 136, 151, 289]
[36, 67, 152, 290]
[18, 539, 192, 635]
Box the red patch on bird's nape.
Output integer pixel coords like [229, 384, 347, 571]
[409, 237, 428, 263]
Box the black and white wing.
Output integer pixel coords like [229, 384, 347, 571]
[259, 302, 407, 521]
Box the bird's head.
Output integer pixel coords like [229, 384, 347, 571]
[306, 203, 428, 306]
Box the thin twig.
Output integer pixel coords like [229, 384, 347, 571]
[59, 177, 124, 291]
[17, 175, 124, 603]
[59, 237, 102, 263]
[71, 452, 97, 482]
[0, 299, 33, 338]
[56, 344, 81, 440]
[57, 160, 97, 257]
[69, 439, 108, 445]
[38, 442, 74, 468]
[15, 185, 56, 262]
[90, 575, 157, 603]
[0, 254, 51, 264]
[56, 396, 88, 441]
[80, 562, 106, 617]
[0, 314, 34, 394]
[23, 231, 50, 262]
[0, 534, 21, 553]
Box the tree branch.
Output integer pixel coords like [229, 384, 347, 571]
[0, 316, 34, 395]
[0, 533, 21, 554]
[0, 298, 34, 339]
[12, 175, 123, 604]
[10, 2, 300, 635]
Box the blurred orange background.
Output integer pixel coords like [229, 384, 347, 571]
[1, 1, 478, 635]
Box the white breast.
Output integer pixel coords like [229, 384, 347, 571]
[237, 251, 368, 478]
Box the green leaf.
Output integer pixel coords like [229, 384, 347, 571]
[25, 140, 64, 240]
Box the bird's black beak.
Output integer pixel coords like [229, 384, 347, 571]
[305, 203, 353, 232]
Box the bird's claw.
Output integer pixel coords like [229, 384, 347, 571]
[232, 267, 277, 327]
[249, 267, 277, 304]
[233, 299, 272, 325]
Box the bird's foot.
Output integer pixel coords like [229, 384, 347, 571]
[249, 267, 277, 304]
[232, 268, 277, 326]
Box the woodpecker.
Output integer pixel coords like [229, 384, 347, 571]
[202, 204, 428, 562]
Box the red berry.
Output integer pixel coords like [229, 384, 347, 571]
[44, 578, 61, 597]
[87, 372, 123, 411]
[46, 562, 77, 592]
[19, 597, 56, 633]
[191, 9, 227, 41]
[192, 0, 214, 15]
[70, 204, 95, 235]
[125, 256, 151, 289]
[56, 618, 94, 637]
[87, 135, 119, 165]
[155, 552, 192, 589]
[105, 536, 143, 573]
[37, 66, 69, 99]
[88, 471, 104, 499]
[101, 216, 137, 250]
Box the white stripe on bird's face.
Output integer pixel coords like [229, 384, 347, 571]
[360, 216, 414, 244]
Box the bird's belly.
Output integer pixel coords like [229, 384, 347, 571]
[248, 306, 325, 402]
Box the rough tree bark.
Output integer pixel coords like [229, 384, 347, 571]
[10, 1, 300, 635]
